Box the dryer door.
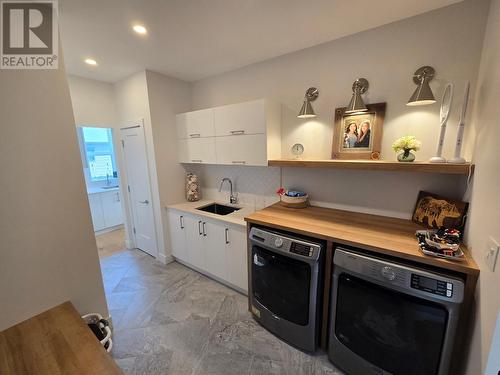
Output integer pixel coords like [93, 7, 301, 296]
[251, 245, 311, 326]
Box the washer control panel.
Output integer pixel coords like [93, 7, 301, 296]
[411, 274, 453, 298]
[249, 227, 321, 260]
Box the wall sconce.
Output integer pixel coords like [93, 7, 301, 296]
[297, 87, 319, 118]
[407, 66, 436, 106]
[345, 78, 369, 114]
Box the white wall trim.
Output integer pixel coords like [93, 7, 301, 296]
[158, 253, 174, 265]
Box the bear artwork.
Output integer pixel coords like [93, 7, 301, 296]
[412, 191, 468, 230]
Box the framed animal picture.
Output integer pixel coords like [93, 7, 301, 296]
[331, 102, 386, 160]
[412, 191, 469, 230]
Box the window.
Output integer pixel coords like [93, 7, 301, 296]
[78, 127, 117, 182]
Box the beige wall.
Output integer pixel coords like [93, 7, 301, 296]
[113, 70, 191, 262]
[464, 0, 500, 373]
[67, 75, 118, 127]
[145, 71, 192, 257]
[0, 56, 108, 330]
[188, 0, 488, 219]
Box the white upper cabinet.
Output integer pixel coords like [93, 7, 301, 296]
[175, 99, 281, 166]
[176, 108, 215, 139]
[214, 99, 267, 136]
[178, 137, 217, 164]
[216, 134, 267, 166]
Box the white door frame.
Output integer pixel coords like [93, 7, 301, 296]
[119, 120, 159, 258]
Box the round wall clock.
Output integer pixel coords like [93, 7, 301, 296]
[291, 143, 304, 158]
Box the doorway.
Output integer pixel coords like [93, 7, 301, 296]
[76, 126, 126, 258]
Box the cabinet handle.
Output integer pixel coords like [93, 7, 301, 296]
[230, 130, 245, 135]
[139, 200, 149, 204]
[189, 133, 201, 138]
[202, 222, 207, 236]
[116, 192, 120, 202]
[191, 159, 202, 163]
[180, 216, 184, 229]
[198, 220, 202, 235]
[232, 161, 246, 164]
[225, 228, 230, 244]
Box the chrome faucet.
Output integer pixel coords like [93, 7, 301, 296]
[219, 178, 237, 204]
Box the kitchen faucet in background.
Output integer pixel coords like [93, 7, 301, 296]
[219, 178, 237, 204]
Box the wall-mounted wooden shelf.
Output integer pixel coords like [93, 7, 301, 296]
[268, 159, 474, 175]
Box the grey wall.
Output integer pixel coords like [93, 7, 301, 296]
[187, 0, 488, 218]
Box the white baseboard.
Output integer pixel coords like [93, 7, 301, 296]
[124, 239, 134, 249]
[158, 253, 174, 264]
[95, 224, 124, 236]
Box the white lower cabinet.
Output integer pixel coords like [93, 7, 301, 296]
[88, 190, 124, 232]
[167, 210, 188, 263]
[185, 215, 206, 270]
[89, 194, 105, 231]
[225, 227, 248, 291]
[167, 209, 248, 293]
[204, 221, 227, 280]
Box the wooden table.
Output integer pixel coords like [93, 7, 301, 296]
[245, 203, 479, 374]
[0, 302, 122, 375]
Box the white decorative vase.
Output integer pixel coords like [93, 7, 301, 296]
[186, 173, 200, 202]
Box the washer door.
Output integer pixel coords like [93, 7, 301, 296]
[252, 245, 311, 326]
[334, 273, 448, 375]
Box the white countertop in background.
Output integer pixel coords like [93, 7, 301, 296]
[87, 186, 120, 195]
[167, 200, 255, 227]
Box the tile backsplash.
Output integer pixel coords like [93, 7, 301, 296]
[183, 164, 468, 219]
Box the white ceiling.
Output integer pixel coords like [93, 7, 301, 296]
[60, 0, 462, 83]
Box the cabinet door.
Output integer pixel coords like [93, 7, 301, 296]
[184, 215, 206, 270]
[214, 100, 266, 136]
[176, 108, 215, 139]
[215, 134, 267, 166]
[204, 221, 227, 280]
[88, 194, 105, 231]
[178, 137, 217, 164]
[225, 226, 248, 292]
[167, 210, 188, 262]
[101, 190, 124, 227]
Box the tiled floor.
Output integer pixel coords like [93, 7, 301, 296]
[100, 250, 343, 375]
[96, 228, 126, 258]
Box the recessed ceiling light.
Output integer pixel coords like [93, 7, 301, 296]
[85, 58, 98, 66]
[132, 25, 147, 35]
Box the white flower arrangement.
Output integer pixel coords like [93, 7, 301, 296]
[392, 136, 422, 152]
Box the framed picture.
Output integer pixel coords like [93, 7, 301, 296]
[412, 191, 469, 231]
[331, 102, 386, 160]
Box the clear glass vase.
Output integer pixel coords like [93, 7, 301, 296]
[397, 149, 415, 162]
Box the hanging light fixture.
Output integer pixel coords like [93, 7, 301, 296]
[297, 87, 319, 118]
[345, 78, 369, 114]
[407, 66, 436, 106]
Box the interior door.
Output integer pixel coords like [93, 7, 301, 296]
[120, 124, 158, 257]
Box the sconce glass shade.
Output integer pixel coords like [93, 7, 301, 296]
[297, 87, 319, 118]
[407, 66, 436, 106]
[345, 78, 369, 114]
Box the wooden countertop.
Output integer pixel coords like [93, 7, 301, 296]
[245, 203, 479, 276]
[0, 302, 122, 375]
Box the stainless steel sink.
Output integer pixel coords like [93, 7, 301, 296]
[101, 185, 119, 189]
[196, 203, 241, 216]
